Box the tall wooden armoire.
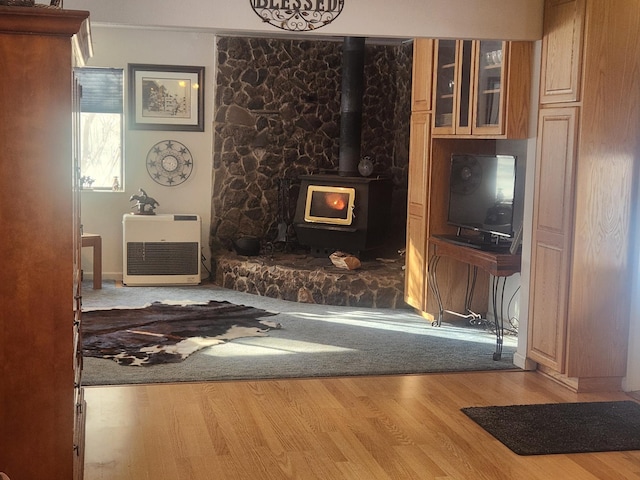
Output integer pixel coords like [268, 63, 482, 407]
[0, 6, 92, 479]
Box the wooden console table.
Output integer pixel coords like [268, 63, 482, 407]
[428, 235, 521, 360]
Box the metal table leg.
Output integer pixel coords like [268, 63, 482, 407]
[431, 254, 506, 361]
[490, 276, 507, 360]
[464, 265, 483, 325]
[429, 256, 483, 327]
[428, 255, 444, 326]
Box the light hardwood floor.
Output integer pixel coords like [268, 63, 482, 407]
[84, 371, 640, 480]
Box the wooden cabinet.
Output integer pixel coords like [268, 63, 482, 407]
[405, 112, 431, 311]
[528, 107, 578, 372]
[411, 38, 434, 112]
[405, 39, 434, 313]
[432, 39, 532, 138]
[539, 0, 585, 104]
[0, 6, 91, 479]
[527, 0, 640, 391]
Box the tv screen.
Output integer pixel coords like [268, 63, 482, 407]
[447, 154, 519, 240]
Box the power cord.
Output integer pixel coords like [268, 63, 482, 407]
[200, 253, 212, 281]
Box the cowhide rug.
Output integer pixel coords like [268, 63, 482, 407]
[82, 300, 280, 366]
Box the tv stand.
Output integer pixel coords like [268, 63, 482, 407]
[428, 235, 521, 360]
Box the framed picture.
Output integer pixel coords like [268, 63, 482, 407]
[128, 64, 204, 131]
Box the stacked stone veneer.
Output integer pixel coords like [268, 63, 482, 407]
[216, 252, 408, 309]
[211, 36, 413, 261]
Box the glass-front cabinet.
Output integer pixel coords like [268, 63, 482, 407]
[432, 39, 530, 138]
[433, 39, 456, 134]
[433, 39, 473, 135]
[473, 40, 506, 135]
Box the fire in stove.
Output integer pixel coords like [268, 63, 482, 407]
[304, 186, 355, 226]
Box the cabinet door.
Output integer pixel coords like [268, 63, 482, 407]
[432, 40, 457, 134]
[405, 112, 431, 311]
[472, 40, 506, 135]
[432, 40, 473, 135]
[411, 38, 434, 112]
[527, 107, 579, 371]
[455, 40, 473, 135]
[539, 0, 585, 104]
[432, 39, 530, 139]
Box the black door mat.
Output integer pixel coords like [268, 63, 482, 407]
[461, 400, 640, 455]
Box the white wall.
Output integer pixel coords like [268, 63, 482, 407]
[66, 0, 543, 41]
[80, 26, 215, 280]
[623, 174, 640, 392]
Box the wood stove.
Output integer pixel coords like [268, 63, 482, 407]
[293, 173, 392, 256]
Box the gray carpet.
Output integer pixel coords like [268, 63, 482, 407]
[81, 280, 518, 385]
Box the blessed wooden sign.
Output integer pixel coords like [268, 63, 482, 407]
[250, 0, 344, 31]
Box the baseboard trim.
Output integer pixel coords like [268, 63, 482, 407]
[536, 364, 623, 392]
[513, 352, 537, 370]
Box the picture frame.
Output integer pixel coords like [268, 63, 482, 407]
[128, 64, 204, 131]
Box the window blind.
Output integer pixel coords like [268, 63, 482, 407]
[74, 67, 123, 114]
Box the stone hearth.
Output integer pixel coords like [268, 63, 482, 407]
[215, 252, 408, 309]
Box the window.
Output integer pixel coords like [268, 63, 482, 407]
[74, 67, 124, 190]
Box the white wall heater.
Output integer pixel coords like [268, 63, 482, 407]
[122, 214, 201, 286]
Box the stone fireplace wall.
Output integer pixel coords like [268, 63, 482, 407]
[211, 36, 413, 266]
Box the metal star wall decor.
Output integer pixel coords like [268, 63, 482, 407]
[146, 140, 194, 187]
[250, 0, 344, 32]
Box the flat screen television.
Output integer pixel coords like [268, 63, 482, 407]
[447, 153, 523, 244]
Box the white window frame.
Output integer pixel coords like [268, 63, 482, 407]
[75, 67, 124, 191]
